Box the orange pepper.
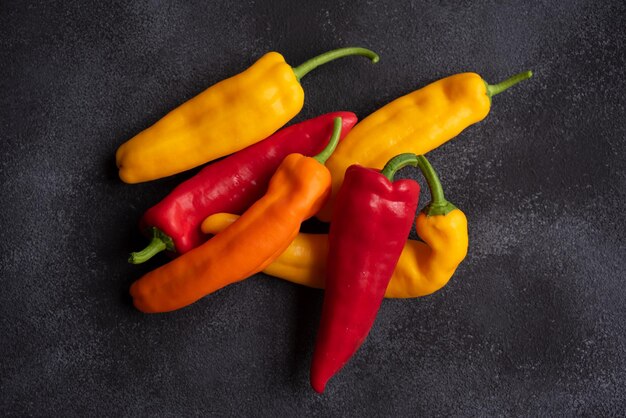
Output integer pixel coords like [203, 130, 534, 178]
[129, 118, 343, 313]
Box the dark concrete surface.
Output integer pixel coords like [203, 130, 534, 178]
[1, 0, 625, 416]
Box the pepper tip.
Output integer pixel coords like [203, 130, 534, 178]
[310, 374, 328, 394]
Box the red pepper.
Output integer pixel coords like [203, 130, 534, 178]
[128, 112, 357, 264]
[310, 153, 421, 393]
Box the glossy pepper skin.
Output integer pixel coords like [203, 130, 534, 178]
[128, 112, 357, 264]
[129, 118, 343, 313]
[116, 47, 378, 184]
[316, 70, 532, 221]
[310, 154, 420, 393]
[201, 155, 468, 299]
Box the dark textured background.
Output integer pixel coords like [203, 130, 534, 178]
[1, 0, 625, 416]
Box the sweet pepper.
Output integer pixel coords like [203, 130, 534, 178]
[116, 48, 378, 183]
[310, 153, 421, 393]
[316, 70, 532, 221]
[128, 112, 357, 263]
[130, 118, 344, 313]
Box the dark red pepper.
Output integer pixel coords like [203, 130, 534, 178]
[310, 153, 421, 393]
[129, 112, 357, 263]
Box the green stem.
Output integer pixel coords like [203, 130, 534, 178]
[486, 70, 533, 98]
[128, 228, 175, 264]
[381, 153, 419, 182]
[415, 155, 457, 216]
[292, 47, 379, 81]
[313, 117, 342, 164]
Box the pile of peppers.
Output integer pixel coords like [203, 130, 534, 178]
[118, 46, 532, 392]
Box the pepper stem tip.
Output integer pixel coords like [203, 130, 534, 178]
[486, 70, 533, 98]
[292, 47, 379, 81]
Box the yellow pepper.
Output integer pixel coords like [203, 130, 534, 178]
[116, 47, 379, 184]
[316, 70, 532, 221]
[201, 155, 468, 298]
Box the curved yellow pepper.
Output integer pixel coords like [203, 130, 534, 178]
[200, 156, 468, 298]
[317, 70, 532, 221]
[116, 47, 379, 184]
[201, 210, 467, 298]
